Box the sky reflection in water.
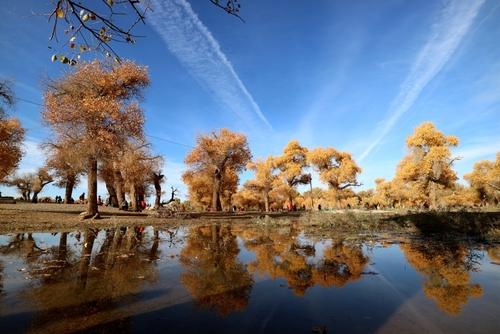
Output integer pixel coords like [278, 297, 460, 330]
[0, 224, 499, 333]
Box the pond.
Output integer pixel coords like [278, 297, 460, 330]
[0, 223, 499, 333]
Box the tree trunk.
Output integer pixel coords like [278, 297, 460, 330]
[105, 181, 118, 207]
[85, 157, 99, 217]
[150, 229, 160, 261]
[58, 232, 68, 261]
[288, 194, 294, 210]
[113, 168, 125, 205]
[154, 178, 162, 209]
[212, 169, 222, 211]
[264, 191, 270, 212]
[129, 184, 138, 211]
[31, 191, 40, 203]
[65, 176, 75, 203]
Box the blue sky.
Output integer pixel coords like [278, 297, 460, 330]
[1, 0, 499, 199]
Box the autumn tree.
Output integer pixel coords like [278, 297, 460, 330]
[45, 141, 84, 203]
[183, 167, 237, 211]
[31, 167, 54, 203]
[183, 129, 251, 211]
[112, 159, 126, 207]
[43, 60, 149, 218]
[394, 122, 459, 209]
[0, 80, 25, 182]
[370, 178, 393, 209]
[439, 185, 478, 208]
[464, 153, 500, 206]
[118, 142, 162, 211]
[308, 147, 361, 208]
[7, 168, 53, 202]
[232, 183, 263, 210]
[268, 178, 299, 210]
[7, 173, 34, 201]
[183, 170, 212, 209]
[246, 156, 276, 211]
[299, 187, 326, 210]
[274, 140, 311, 207]
[308, 147, 361, 190]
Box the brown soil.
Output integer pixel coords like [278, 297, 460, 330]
[0, 203, 175, 233]
[1, 203, 498, 238]
[0, 203, 302, 233]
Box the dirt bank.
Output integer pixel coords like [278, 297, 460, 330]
[1, 203, 499, 237]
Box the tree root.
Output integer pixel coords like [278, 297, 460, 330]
[80, 212, 101, 220]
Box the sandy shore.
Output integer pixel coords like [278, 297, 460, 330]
[0, 203, 178, 233]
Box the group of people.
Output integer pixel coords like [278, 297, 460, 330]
[49, 192, 150, 212]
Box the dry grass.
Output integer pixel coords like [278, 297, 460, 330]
[0, 203, 499, 239]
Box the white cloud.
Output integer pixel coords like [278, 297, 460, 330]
[17, 139, 45, 174]
[359, 0, 485, 161]
[147, 0, 272, 130]
[454, 140, 500, 163]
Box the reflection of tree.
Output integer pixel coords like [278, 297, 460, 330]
[313, 240, 368, 288]
[20, 227, 161, 332]
[0, 233, 44, 260]
[487, 245, 500, 263]
[180, 225, 253, 316]
[241, 227, 368, 295]
[0, 261, 4, 296]
[78, 228, 97, 288]
[401, 240, 483, 315]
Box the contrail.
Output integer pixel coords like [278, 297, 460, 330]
[147, 0, 272, 129]
[359, 0, 485, 161]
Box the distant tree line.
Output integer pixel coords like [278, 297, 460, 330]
[1, 60, 498, 216]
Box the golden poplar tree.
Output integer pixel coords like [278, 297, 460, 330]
[45, 141, 84, 203]
[274, 140, 310, 206]
[245, 156, 277, 211]
[183, 129, 251, 211]
[394, 122, 459, 208]
[43, 60, 149, 218]
[118, 142, 162, 211]
[0, 80, 25, 182]
[464, 153, 500, 205]
[308, 147, 361, 207]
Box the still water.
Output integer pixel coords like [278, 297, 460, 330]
[0, 223, 499, 333]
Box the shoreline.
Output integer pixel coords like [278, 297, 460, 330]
[1, 203, 499, 237]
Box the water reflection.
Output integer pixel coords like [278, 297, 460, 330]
[488, 244, 500, 264]
[0, 224, 499, 333]
[400, 239, 483, 315]
[238, 226, 368, 295]
[180, 225, 253, 316]
[1, 233, 46, 259]
[1, 228, 164, 332]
